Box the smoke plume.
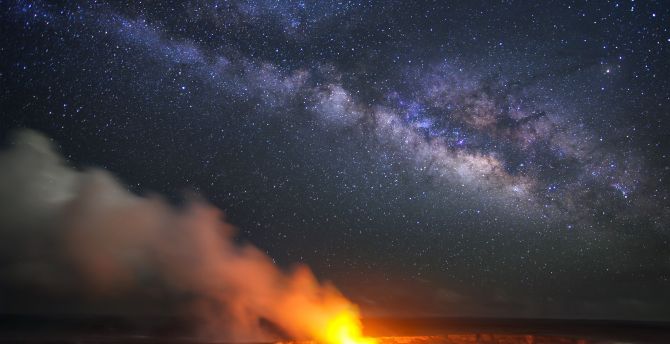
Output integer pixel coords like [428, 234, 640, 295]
[0, 129, 361, 341]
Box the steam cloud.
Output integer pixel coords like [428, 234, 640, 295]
[0, 130, 360, 341]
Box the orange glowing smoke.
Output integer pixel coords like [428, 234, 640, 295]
[0, 130, 378, 342]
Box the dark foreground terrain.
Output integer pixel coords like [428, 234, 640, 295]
[0, 315, 668, 343]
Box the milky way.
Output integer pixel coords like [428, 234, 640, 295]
[1, 0, 669, 319]
[125, 3, 670, 231]
[103, 7, 664, 228]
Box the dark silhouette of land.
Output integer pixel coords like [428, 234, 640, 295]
[0, 314, 668, 343]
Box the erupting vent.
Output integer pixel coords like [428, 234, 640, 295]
[278, 335, 592, 344]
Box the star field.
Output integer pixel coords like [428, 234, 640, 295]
[1, 0, 669, 319]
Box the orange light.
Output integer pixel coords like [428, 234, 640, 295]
[323, 310, 376, 344]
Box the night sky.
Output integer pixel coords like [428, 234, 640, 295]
[1, 0, 670, 320]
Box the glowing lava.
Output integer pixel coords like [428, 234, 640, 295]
[322, 309, 376, 344]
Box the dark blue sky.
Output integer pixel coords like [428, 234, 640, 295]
[1, 0, 669, 320]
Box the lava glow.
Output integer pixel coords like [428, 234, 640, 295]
[322, 310, 376, 344]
